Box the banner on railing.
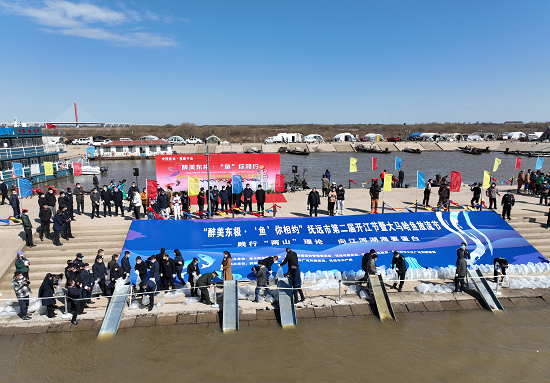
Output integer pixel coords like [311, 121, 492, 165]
[122, 211, 545, 282]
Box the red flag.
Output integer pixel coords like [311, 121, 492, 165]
[46, 123, 56, 129]
[450, 171, 461, 192]
[515, 157, 521, 170]
[72, 162, 82, 176]
[275, 174, 285, 192]
[372, 157, 378, 170]
[147, 179, 158, 199]
[349, 179, 358, 185]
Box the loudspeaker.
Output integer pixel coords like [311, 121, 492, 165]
[133, 168, 139, 176]
[292, 166, 298, 173]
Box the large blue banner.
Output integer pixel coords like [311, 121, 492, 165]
[122, 211, 546, 282]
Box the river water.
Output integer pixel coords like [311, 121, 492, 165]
[1, 308, 549, 382]
[48, 151, 530, 191]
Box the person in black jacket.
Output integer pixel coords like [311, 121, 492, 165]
[157, 189, 170, 217]
[261, 256, 279, 273]
[197, 187, 205, 218]
[121, 251, 131, 278]
[361, 249, 375, 280]
[61, 206, 74, 240]
[256, 185, 266, 216]
[74, 183, 85, 215]
[73, 253, 85, 269]
[112, 186, 125, 217]
[470, 182, 481, 209]
[65, 188, 75, 219]
[493, 257, 509, 283]
[135, 256, 148, 282]
[52, 210, 64, 246]
[92, 175, 99, 189]
[187, 257, 200, 296]
[38, 273, 58, 318]
[454, 251, 468, 293]
[210, 185, 219, 212]
[242, 184, 253, 214]
[39, 203, 52, 241]
[197, 271, 219, 305]
[140, 280, 156, 311]
[501, 190, 515, 220]
[174, 249, 185, 285]
[67, 279, 84, 325]
[92, 253, 107, 296]
[456, 242, 470, 260]
[58, 191, 67, 210]
[80, 263, 93, 305]
[280, 248, 298, 272]
[0, 179, 7, 205]
[100, 185, 112, 217]
[9, 190, 20, 217]
[307, 187, 321, 217]
[45, 188, 56, 215]
[160, 253, 176, 290]
[391, 251, 407, 292]
[219, 186, 229, 211]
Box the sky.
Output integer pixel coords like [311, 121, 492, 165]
[0, 0, 549, 126]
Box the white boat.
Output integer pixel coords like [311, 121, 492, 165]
[74, 158, 106, 175]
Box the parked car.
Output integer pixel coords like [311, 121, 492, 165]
[92, 137, 112, 146]
[73, 137, 93, 145]
[168, 136, 186, 145]
[187, 137, 203, 145]
[140, 135, 160, 141]
[386, 137, 401, 142]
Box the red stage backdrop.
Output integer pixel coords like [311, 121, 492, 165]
[156, 153, 281, 192]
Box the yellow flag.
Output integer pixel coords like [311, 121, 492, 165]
[483, 171, 491, 188]
[384, 173, 392, 192]
[493, 158, 501, 172]
[188, 176, 200, 196]
[44, 162, 54, 176]
[349, 157, 357, 173]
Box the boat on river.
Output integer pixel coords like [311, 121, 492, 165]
[286, 146, 309, 155]
[355, 145, 390, 154]
[402, 147, 422, 154]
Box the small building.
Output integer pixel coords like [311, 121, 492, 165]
[94, 140, 173, 159]
[541, 127, 550, 141]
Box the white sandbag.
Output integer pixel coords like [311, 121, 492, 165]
[345, 284, 359, 295]
[128, 300, 139, 310]
[416, 283, 430, 294]
[142, 294, 150, 306]
[92, 282, 102, 295]
[358, 290, 370, 300]
[182, 297, 200, 305]
[1, 299, 13, 308]
[156, 299, 165, 308]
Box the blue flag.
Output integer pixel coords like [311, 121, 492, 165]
[395, 157, 402, 170]
[232, 175, 243, 194]
[417, 171, 425, 189]
[17, 178, 33, 198]
[535, 157, 544, 170]
[86, 147, 95, 159]
[13, 162, 23, 177]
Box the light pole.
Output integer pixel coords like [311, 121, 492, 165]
[229, 130, 231, 143]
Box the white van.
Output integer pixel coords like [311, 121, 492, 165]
[140, 135, 160, 141]
[304, 134, 324, 144]
[73, 137, 93, 145]
[168, 136, 186, 145]
[507, 132, 526, 140]
[528, 132, 543, 141]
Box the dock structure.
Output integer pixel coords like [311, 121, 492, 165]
[369, 274, 397, 322]
[222, 280, 239, 332]
[97, 285, 131, 338]
[468, 269, 505, 313]
[277, 277, 297, 327]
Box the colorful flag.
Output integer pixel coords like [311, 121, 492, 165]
[395, 157, 402, 170]
[483, 171, 491, 188]
[383, 173, 392, 192]
[232, 175, 243, 194]
[372, 157, 378, 170]
[46, 123, 56, 129]
[515, 157, 521, 170]
[188, 176, 199, 196]
[417, 171, 425, 189]
[86, 147, 95, 159]
[147, 179, 158, 199]
[13, 162, 23, 177]
[17, 178, 33, 198]
[349, 157, 357, 173]
[72, 162, 82, 176]
[275, 174, 285, 192]
[44, 162, 54, 176]
[535, 157, 544, 170]
[450, 171, 461, 192]
[493, 158, 501, 172]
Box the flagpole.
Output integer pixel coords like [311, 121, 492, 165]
[415, 171, 418, 212]
[207, 146, 211, 219]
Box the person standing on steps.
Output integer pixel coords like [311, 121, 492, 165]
[336, 184, 345, 215]
[67, 279, 84, 325]
[369, 180, 381, 214]
[112, 186, 124, 217]
[15, 251, 31, 280]
[391, 251, 407, 292]
[57, 190, 67, 211]
[0, 179, 7, 205]
[39, 273, 58, 318]
[90, 188, 101, 219]
[80, 263, 93, 306]
[12, 271, 32, 320]
[187, 257, 200, 296]
[74, 183, 84, 215]
[423, 179, 432, 206]
[39, 203, 51, 241]
[222, 251, 233, 281]
[501, 190, 515, 220]
[9, 190, 20, 217]
[45, 188, 56, 216]
[65, 188, 75, 219]
[92, 252, 108, 296]
[307, 187, 321, 217]
[52, 210, 64, 246]
[20, 209, 35, 247]
[100, 185, 112, 217]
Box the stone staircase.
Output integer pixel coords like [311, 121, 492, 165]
[0, 219, 130, 297]
[508, 212, 550, 261]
